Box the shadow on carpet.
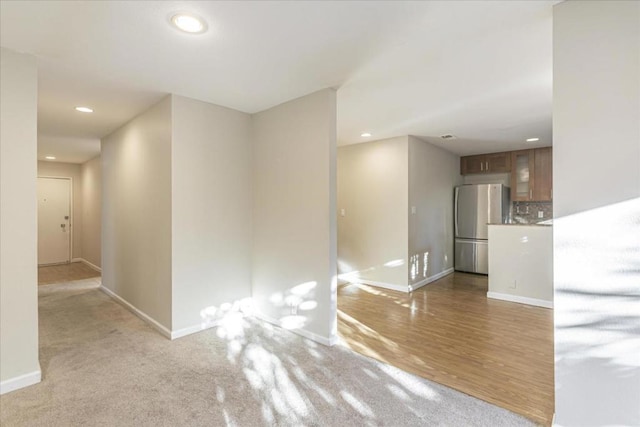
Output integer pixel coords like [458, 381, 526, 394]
[0, 280, 535, 427]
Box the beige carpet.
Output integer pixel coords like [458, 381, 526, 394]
[38, 262, 101, 285]
[0, 279, 535, 426]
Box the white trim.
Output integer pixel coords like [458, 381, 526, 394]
[552, 413, 556, 426]
[487, 292, 553, 309]
[170, 323, 218, 340]
[409, 268, 454, 292]
[253, 311, 338, 347]
[0, 369, 41, 395]
[72, 257, 102, 272]
[99, 286, 172, 339]
[343, 278, 408, 293]
[82, 259, 101, 273]
[38, 261, 70, 267]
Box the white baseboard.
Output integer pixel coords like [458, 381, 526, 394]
[171, 322, 218, 340]
[253, 311, 337, 347]
[409, 268, 454, 292]
[487, 292, 553, 309]
[344, 278, 408, 293]
[357, 280, 407, 292]
[338, 270, 409, 293]
[0, 369, 41, 395]
[99, 286, 172, 339]
[342, 270, 454, 294]
[71, 258, 102, 272]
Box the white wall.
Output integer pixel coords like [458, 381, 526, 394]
[408, 136, 461, 287]
[553, 1, 640, 426]
[80, 156, 101, 269]
[171, 95, 252, 333]
[102, 96, 173, 331]
[0, 48, 40, 393]
[37, 161, 83, 260]
[337, 137, 409, 290]
[488, 225, 553, 306]
[252, 89, 337, 345]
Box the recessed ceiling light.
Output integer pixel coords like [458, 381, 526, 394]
[361, 132, 372, 137]
[45, 156, 56, 160]
[171, 13, 207, 34]
[75, 107, 93, 113]
[526, 137, 540, 142]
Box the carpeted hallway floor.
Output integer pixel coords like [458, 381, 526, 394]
[38, 262, 101, 285]
[0, 279, 534, 427]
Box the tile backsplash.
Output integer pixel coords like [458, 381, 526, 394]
[512, 201, 553, 224]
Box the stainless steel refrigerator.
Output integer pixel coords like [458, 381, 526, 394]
[454, 184, 510, 274]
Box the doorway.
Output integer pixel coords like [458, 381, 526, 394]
[38, 177, 72, 265]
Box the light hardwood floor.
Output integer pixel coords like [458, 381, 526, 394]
[337, 272, 554, 426]
[38, 262, 101, 285]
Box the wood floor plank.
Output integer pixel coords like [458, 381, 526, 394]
[337, 272, 554, 426]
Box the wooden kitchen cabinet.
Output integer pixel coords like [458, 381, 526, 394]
[460, 152, 511, 175]
[533, 147, 552, 201]
[486, 152, 511, 173]
[510, 147, 552, 201]
[460, 155, 486, 174]
[511, 149, 535, 201]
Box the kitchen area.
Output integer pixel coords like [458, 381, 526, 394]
[336, 137, 555, 424]
[455, 147, 553, 308]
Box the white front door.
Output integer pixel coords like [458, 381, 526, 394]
[38, 177, 71, 265]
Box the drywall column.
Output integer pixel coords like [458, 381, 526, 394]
[37, 161, 83, 260]
[408, 136, 461, 288]
[81, 156, 102, 269]
[252, 89, 337, 345]
[553, 2, 640, 426]
[0, 48, 40, 393]
[101, 97, 173, 334]
[337, 136, 409, 291]
[171, 95, 253, 335]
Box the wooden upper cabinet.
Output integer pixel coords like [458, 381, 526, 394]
[460, 152, 511, 175]
[510, 147, 553, 202]
[486, 152, 511, 173]
[511, 149, 535, 201]
[460, 155, 486, 174]
[533, 147, 552, 201]
[462, 148, 551, 201]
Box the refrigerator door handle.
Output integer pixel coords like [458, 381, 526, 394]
[454, 188, 459, 236]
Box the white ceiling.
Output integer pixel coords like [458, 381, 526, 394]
[0, 1, 558, 163]
[38, 135, 101, 164]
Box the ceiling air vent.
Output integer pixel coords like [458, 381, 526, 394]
[440, 134, 456, 140]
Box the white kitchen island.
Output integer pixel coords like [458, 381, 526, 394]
[487, 224, 553, 308]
